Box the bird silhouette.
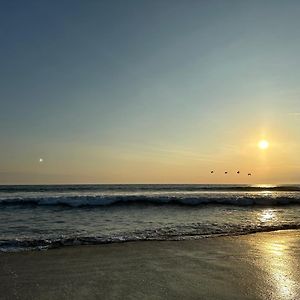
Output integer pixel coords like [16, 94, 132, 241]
[237, 171, 240, 174]
[248, 173, 252, 176]
[211, 171, 214, 174]
[225, 171, 228, 174]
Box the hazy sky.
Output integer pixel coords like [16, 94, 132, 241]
[1, 0, 300, 184]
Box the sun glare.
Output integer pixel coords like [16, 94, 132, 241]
[258, 140, 269, 150]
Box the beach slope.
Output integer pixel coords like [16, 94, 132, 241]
[1, 230, 300, 300]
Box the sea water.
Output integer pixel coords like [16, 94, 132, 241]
[1, 184, 300, 251]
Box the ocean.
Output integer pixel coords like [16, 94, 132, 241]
[1, 184, 300, 252]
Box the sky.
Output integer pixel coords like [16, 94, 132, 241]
[1, 0, 300, 184]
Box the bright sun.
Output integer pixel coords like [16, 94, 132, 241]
[258, 140, 269, 150]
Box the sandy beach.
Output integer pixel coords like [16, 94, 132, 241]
[1, 230, 300, 300]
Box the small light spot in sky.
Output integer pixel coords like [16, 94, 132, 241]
[39, 158, 44, 163]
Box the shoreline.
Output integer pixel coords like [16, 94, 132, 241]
[2, 226, 300, 253]
[1, 230, 300, 299]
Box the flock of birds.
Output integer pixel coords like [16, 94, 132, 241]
[210, 170, 252, 176]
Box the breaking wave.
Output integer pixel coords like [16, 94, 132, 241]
[1, 194, 300, 207]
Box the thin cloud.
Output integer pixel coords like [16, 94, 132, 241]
[288, 112, 300, 117]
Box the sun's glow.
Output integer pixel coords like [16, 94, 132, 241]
[258, 140, 269, 150]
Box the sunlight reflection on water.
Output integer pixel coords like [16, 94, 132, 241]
[259, 209, 276, 223]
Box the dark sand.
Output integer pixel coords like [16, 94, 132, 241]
[1, 230, 300, 300]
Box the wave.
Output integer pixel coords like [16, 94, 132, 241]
[1, 194, 300, 207]
[1, 223, 300, 252]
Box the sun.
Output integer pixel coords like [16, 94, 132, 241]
[258, 140, 269, 150]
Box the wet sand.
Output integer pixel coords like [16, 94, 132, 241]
[1, 230, 300, 300]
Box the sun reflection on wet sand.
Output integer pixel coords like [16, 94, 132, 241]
[265, 240, 295, 299]
[246, 231, 300, 300]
